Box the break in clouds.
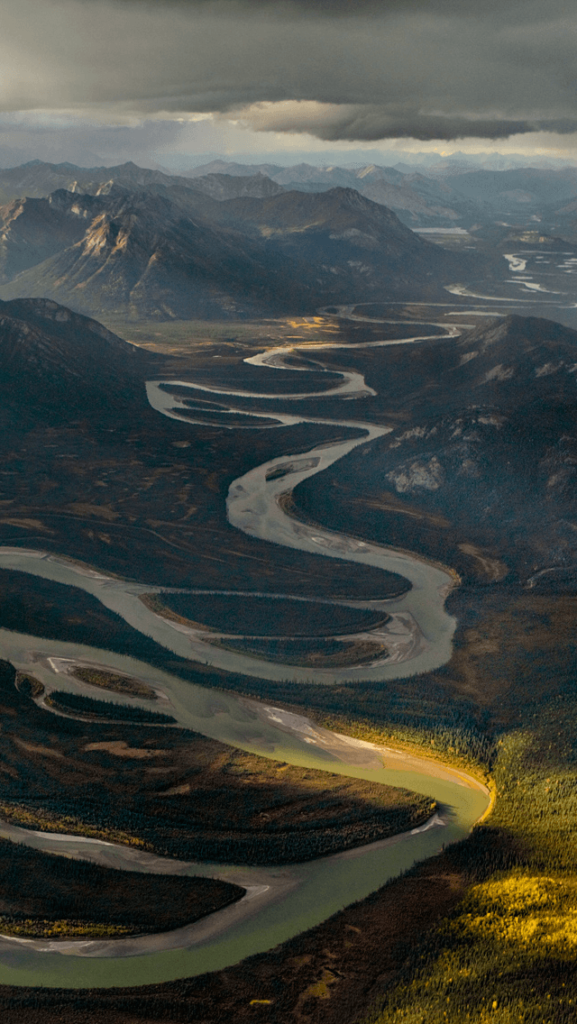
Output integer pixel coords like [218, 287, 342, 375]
[2, 0, 577, 142]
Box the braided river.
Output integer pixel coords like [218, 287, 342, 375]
[0, 298, 510, 988]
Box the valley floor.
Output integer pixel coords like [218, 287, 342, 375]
[0, 299, 576, 1021]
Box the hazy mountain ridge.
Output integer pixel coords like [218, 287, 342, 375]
[189, 172, 286, 201]
[5, 158, 577, 232]
[0, 160, 197, 205]
[188, 159, 483, 226]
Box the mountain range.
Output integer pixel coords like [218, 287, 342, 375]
[4, 156, 577, 322]
[0, 181, 464, 320]
[0, 160, 284, 206]
[187, 160, 577, 233]
[6, 158, 577, 232]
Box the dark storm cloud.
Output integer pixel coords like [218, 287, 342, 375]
[240, 105, 577, 143]
[105, 0, 535, 15]
[1, 0, 577, 142]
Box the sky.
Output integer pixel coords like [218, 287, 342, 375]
[2, 0, 577, 169]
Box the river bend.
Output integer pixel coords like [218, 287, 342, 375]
[0, 308, 494, 988]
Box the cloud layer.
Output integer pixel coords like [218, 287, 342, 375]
[2, 0, 577, 142]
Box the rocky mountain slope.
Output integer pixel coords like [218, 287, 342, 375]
[293, 315, 577, 585]
[0, 190, 101, 282]
[0, 187, 321, 319]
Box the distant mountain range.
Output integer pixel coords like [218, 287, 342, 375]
[186, 160, 481, 227]
[4, 158, 577, 234]
[0, 160, 278, 204]
[0, 179, 465, 320]
[186, 160, 577, 234]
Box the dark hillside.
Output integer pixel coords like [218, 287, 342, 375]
[293, 315, 577, 583]
[209, 186, 466, 291]
[0, 297, 151, 415]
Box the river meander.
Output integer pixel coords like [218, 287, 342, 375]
[0, 306, 499, 988]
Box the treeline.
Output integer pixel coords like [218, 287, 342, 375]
[209, 634, 386, 668]
[71, 666, 157, 700]
[153, 590, 388, 638]
[0, 660, 433, 867]
[45, 690, 175, 724]
[0, 835, 242, 939]
[0, 567, 194, 667]
[0, 769, 433, 869]
[360, 690, 577, 1024]
[180, 663, 496, 770]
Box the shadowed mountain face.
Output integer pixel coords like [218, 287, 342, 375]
[0, 184, 464, 320]
[203, 186, 462, 293]
[293, 315, 577, 584]
[0, 191, 102, 282]
[0, 297, 151, 417]
[0, 187, 320, 319]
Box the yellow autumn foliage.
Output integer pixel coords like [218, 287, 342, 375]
[445, 872, 577, 957]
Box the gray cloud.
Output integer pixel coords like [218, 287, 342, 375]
[1, 0, 577, 143]
[100, 0, 548, 17]
[237, 104, 577, 143]
[0, 114, 196, 167]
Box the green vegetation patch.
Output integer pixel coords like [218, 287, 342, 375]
[0, 801, 149, 849]
[365, 695, 577, 1024]
[0, 838, 243, 940]
[207, 635, 387, 668]
[176, 408, 280, 427]
[15, 673, 45, 699]
[150, 591, 389, 637]
[71, 667, 157, 700]
[44, 690, 175, 725]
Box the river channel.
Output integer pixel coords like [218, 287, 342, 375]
[0, 305, 500, 988]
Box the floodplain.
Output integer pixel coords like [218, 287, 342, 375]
[0, 279, 576, 1021]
